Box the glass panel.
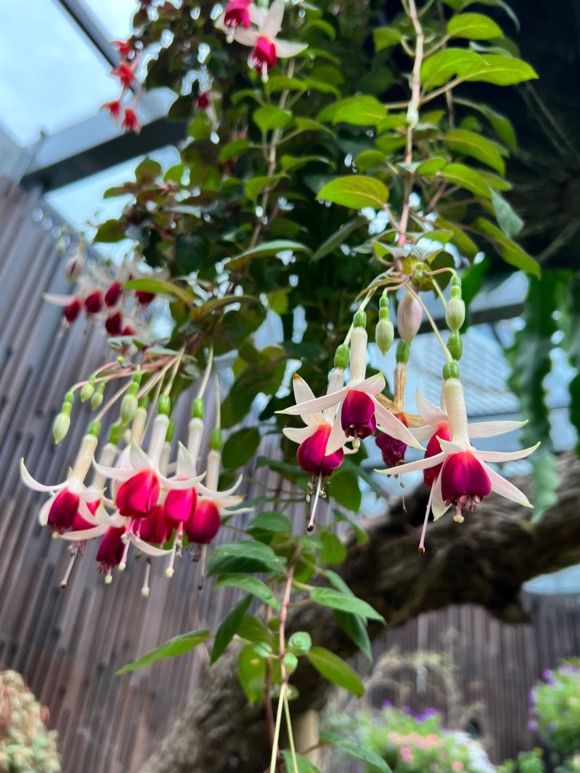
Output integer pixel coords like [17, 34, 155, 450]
[0, 0, 119, 145]
[82, 0, 139, 39]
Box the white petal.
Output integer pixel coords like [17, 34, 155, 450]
[475, 442, 540, 464]
[468, 419, 527, 439]
[38, 498, 53, 526]
[275, 40, 308, 58]
[282, 426, 315, 444]
[416, 390, 446, 424]
[77, 500, 103, 526]
[438, 437, 470, 454]
[262, 0, 285, 37]
[325, 419, 348, 455]
[176, 442, 197, 478]
[411, 423, 439, 441]
[374, 401, 424, 450]
[278, 386, 348, 417]
[483, 463, 532, 508]
[61, 525, 108, 541]
[128, 534, 168, 557]
[234, 28, 260, 47]
[92, 460, 134, 482]
[129, 442, 151, 470]
[249, 5, 267, 26]
[20, 459, 63, 493]
[197, 475, 243, 499]
[376, 451, 445, 477]
[78, 486, 104, 501]
[431, 471, 449, 520]
[160, 473, 203, 491]
[292, 373, 316, 405]
[43, 293, 74, 306]
[353, 372, 385, 396]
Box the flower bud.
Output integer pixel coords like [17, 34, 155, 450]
[353, 309, 367, 328]
[91, 384, 105, 410]
[158, 395, 171, 416]
[375, 319, 395, 355]
[193, 397, 204, 419]
[448, 332, 463, 360]
[109, 422, 123, 445]
[88, 419, 101, 437]
[396, 340, 411, 364]
[334, 344, 349, 370]
[52, 413, 70, 444]
[397, 292, 422, 343]
[210, 428, 222, 451]
[80, 383, 94, 402]
[443, 361, 460, 380]
[445, 297, 465, 332]
[121, 393, 138, 423]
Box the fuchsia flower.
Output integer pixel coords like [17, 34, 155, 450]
[96, 527, 127, 574]
[186, 500, 221, 545]
[378, 378, 539, 549]
[63, 298, 81, 324]
[296, 425, 344, 477]
[84, 291, 103, 315]
[225, 0, 307, 81]
[114, 40, 134, 59]
[122, 108, 141, 133]
[112, 62, 137, 88]
[101, 99, 123, 120]
[376, 413, 409, 468]
[105, 281, 122, 306]
[223, 0, 254, 32]
[116, 469, 160, 518]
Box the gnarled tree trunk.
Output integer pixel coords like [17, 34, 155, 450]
[144, 454, 580, 773]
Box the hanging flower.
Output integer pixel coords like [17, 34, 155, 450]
[114, 40, 135, 59]
[376, 413, 409, 468]
[112, 62, 137, 88]
[101, 99, 123, 121]
[122, 107, 141, 133]
[226, 0, 307, 81]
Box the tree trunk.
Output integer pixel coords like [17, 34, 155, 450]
[143, 454, 580, 773]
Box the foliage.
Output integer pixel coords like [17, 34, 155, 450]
[0, 671, 60, 773]
[529, 661, 580, 756]
[497, 749, 545, 773]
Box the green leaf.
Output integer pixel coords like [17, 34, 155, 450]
[332, 96, 387, 126]
[320, 732, 391, 772]
[267, 287, 290, 314]
[435, 217, 479, 259]
[324, 570, 372, 662]
[373, 26, 403, 51]
[116, 630, 210, 674]
[282, 752, 320, 773]
[444, 128, 506, 174]
[219, 139, 253, 162]
[491, 189, 524, 238]
[455, 98, 517, 150]
[440, 163, 491, 198]
[248, 512, 292, 534]
[211, 597, 252, 664]
[280, 155, 332, 172]
[124, 277, 193, 306]
[306, 647, 365, 697]
[447, 12, 503, 39]
[237, 615, 273, 645]
[355, 150, 386, 172]
[421, 48, 537, 90]
[253, 105, 293, 132]
[208, 541, 285, 575]
[320, 530, 347, 565]
[244, 174, 286, 202]
[135, 158, 162, 184]
[222, 428, 261, 470]
[227, 240, 310, 269]
[329, 468, 362, 512]
[417, 156, 448, 176]
[317, 176, 388, 210]
[288, 632, 312, 654]
[94, 219, 125, 243]
[310, 588, 384, 621]
[472, 217, 540, 277]
[530, 451, 560, 524]
[311, 216, 368, 261]
[214, 574, 282, 610]
[294, 117, 334, 135]
[238, 645, 266, 704]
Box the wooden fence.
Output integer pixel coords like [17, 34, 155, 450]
[0, 179, 578, 771]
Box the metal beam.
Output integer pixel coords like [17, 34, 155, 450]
[57, 0, 120, 68]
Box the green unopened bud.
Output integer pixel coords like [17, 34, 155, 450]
[445, 297, 465, 332]
[334, 344, 349, 370]
[60, 401, 72, 417]
[80, 383, 94, 402]
[193, 397, 204, 419]
[52, 413, 70, 444]
[121, 393, 138, 423]
[64, 390, 74, 405]
[210, 428, 222, 450]
[451, 274, 461, 289]
[166, 418, 175, 442]
[443, 361, 460, 380]
[88, 419, 101, 437]
[283, 652, 299, 674]
[379, 297, 391, 320]
[108, 422, 123, 445]
[91, 384, 105, 410]
[396, 340, 411, 364]
[375, 319, 395, 355]
[158, 395, 171, 416]
[448, 332, 463, 360]
[353, 309, 367, 328]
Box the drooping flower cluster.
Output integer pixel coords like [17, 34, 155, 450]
[21, 385, 242, 594]
[102, 39, 142, 133]
[217, 0, 307, 81]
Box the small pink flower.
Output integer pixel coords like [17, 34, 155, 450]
[116, 470, 160, 518]
[47, 489, 80, 534]
[112, 62, 137, 88]
[400, 747, 413, 764]
[96, 526, 126, 571]
[224, 0, 252, 30]
[114, 39, 134, 59]
[296, 424, 344, 476]
[122, 107, 141, 133]
[186, 500, 221, 544]
[250, 35, 278, 73]
[101, 99, 123, 120]
[452, 763, 464, 772]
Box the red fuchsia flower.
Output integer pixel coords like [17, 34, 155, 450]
[341, 389, 376, 439]
[47, 489, 80, 534]
[186, 500, 221, 544]
[116, 469, 160, 518]
[223, 0, 253, 33]
[122, 324, 135, 337]
[84, 291, 103, 315]
[377, 378, 539, 551]
[137, 504, 170, 545]
[96, 526, 127, 577]
[225, 0, 307, 81]
[296, 425, 344, 477]
[105, 312, 123, 336]
[122, 107, 141, 133]
[101, 99, 123, 121]
[197, 92, 211, 110]
[104, 281, 122, 306]
[376, 413, 409, 468]
[63, 298, 81, 324]
[112, 62, 137, 88]
[164, 487, 197, 528]
[114, 40, 134, 59]
[423, 422, 451, 487]
[136, 290, 155, 305]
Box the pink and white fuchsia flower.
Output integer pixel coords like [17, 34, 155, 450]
[377, 377, 539, 551]
[225, 0, 307, 81]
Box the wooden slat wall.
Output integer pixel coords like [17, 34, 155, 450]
[0, 179, 578, 771]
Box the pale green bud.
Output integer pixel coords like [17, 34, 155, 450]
[121, 394, 138, 423]
[158, 395, 171, 416]
[52, 413, 70, 444]
[334, 344, 349, 370]
[193, 397, 204, 419]
[396, 340, 411, 364]
[354, 309, 367, 328]
[445, 297, 466, 332]
[210, 428, 222, 451]
[80, 383, 94, 402]
[448, 332, 463, 360]
[443, 361, 460, 380]
[375, 319, 395, 355]
[91, 384, 104, 410]
[397, 292, 422, 343]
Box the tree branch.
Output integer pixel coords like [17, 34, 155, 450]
[143, 454, 580, 773]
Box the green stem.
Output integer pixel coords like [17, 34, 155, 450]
[409, 286, 453, 361]
[269, 684, 286, 773]
[283, 693, 299, 773]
